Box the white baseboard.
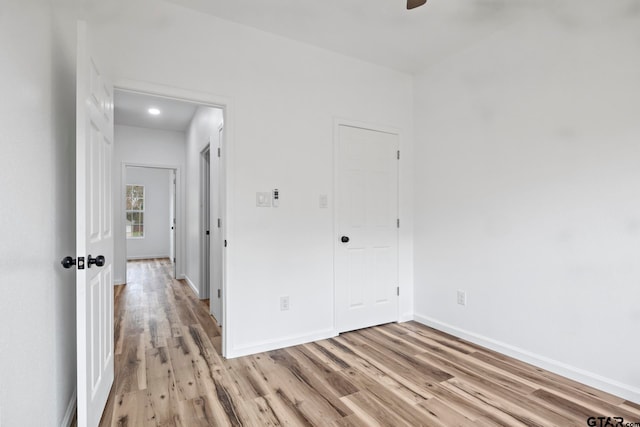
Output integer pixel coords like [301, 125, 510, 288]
[399, 312, 414, 323]
[61, 387, 76, 427]
[184, 275, 199, 298]
[126, 255, 170, 260]
[227, 329, 337, 359]
[414, 314, 640, 404]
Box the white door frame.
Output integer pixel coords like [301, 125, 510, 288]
[114, 80, 232, 358]
[121, 163, 181, 284]
[333, 118, 402, 332]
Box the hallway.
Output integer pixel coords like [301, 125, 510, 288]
[100, 258, 222, 425]
[99, 259, 640, 426]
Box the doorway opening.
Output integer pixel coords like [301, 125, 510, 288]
[113, 86, 228, 356]
[122, 165, 177, 280]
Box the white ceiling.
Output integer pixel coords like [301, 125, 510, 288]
[114, 90, 199, 132]
[164, 0, 539, 73]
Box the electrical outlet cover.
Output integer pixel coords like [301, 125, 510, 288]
[457, 290, 467, 306]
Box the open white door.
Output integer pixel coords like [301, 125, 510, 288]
[335, 124, 399, 333]
[210, 127, 223, 323]
[76, 21, 114, 427]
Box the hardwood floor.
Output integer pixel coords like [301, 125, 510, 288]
[99, 258, 640, 426]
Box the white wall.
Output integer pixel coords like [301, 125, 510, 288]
[92, 0, 414, 357]
[185, 107, 224, 297]
[114, 124, 186, 284]
[126, 167, 172, 260]
[413, 1, 640, 402]
[0, 1, 77, 425]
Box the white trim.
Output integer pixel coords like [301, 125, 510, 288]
[126, 255, 170, 260]
[184, 274, 200, 298]
[228, 329, 337, 359]
[61, 388, 77, 427]
[333, 116, 401, 136]
[114, 79, 233, 358]
[414, 313, 640, 404]
[399, 312, 414, 323]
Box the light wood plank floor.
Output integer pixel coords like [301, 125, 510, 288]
[99, 258, 640, 426]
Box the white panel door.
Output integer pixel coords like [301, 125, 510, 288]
[335, 125, 399, 333]
[210, 127, 223, 324]
[202, 149, 211, 299]
[76, 21, 114, 427]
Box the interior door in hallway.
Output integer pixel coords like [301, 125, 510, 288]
[210, 126, 223, 324]
[335, 124, 399, 333]
[76, 21, 114, 426]
[201, 147, 211, 299]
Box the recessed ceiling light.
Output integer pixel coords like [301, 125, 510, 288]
[148, 107, 161, 116]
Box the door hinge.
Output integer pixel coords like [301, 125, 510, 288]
[217, 218, 221, 228]
[224, 240, 227, 247]
[397, 218, 400, 228]
[173, 257, 176, 263]
[397, 286, 400, 296]
[397, 150, 400, 160]
[217, 147, 221, 157]
[217, 289, 221, 298]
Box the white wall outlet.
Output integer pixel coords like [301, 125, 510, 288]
[256, 192, 271, 207]
[280, 296, 290, 311]
[457, 290, 467, 306]
[319, 194, 328, 208]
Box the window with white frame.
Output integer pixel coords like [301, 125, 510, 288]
[126, 184, 144, 238]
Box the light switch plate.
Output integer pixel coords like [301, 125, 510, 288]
[256, 192, 271, 207]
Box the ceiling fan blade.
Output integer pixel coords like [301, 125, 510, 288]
[407, 0, 427, 9]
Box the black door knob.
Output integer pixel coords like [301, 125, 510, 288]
[88, 255, 105, 268]
[61, 256, 76, 269]
[341, 236, 350, 243]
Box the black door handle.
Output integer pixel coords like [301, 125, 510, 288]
[341, 236, 350, 243]
[88, 255, 105, 268]
[61, 256, 76, 269]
